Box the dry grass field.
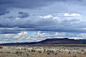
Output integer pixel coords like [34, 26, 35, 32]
[0, 44, 86, 57]
[0, 52, 86, 57]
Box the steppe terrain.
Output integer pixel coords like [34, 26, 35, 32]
[0, 44, 86, 57]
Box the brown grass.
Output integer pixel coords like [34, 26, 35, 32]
[0, 52, 86, 57]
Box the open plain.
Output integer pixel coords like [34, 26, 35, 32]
[0, 44, 86, 57]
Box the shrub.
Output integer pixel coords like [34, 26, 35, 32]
[6, 51, 10, 53]
[0, 51, 2, 53]
[83, 51, 86, 54]
[53, 52, 58, 55]
[50, 50, 55, 53]
[77, 52, 81, 54]
[46, 52, 51, 55]
[28, 50, 31, 52]
[0, 46, 3, 49]
[27, 54, 29, 56]
[68, 51, 71, 54]
[31, 49, 36, 52]
[37, 51, 42, 53]
[15, 51, 19, 54]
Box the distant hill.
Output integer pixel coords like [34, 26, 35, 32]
[0, 38, 86, 45]
[36, 38, 86, 44]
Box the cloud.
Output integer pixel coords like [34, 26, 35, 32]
[64, 13, 80, 16]
[18, 12, 30, 18]
[0, 31, 86, 43]
[0, 0, 85, 15]
[0, 13, 86, 34]
[0, 31, 30, 42]
[0, 0, 59, 15]
[0, 10, 10, 16]
[0, 0, 86, 34]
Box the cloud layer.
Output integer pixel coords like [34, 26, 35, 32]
[0, 31, 86, 43]
[0, 0, 86, 42]
[0, 12, 86, 34]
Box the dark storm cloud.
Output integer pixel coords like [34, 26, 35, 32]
[0, 0, 83, 15]
[0, 0, 86, 34]
[0, 10, 10, 16]
[0, 0, 13, 4]
[0, 29, 20, 34]
[33, 27, 86, 33]
[18, 12, 30, 18]
[0, 17, 57, 28]
[8, 16, 13, 18]
[0, 0, 59, 15]
[0, 31, 20, 34]
[0, 15, 86, 34]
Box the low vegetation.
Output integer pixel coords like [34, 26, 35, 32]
[0, 44, 86, 57]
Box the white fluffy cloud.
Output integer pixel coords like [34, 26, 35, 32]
[64, 13, 80, 16]
[0, 31, 86, 43]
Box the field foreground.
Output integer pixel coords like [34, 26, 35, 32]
[0, 44, 86, 57]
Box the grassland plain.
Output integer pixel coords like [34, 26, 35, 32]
[0, 44, 86, 57]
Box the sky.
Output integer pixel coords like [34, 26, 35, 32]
[0, 0, 86, 43]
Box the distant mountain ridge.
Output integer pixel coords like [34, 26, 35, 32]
[0, 38, 86, 45]
[37, 38, 86, 44]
